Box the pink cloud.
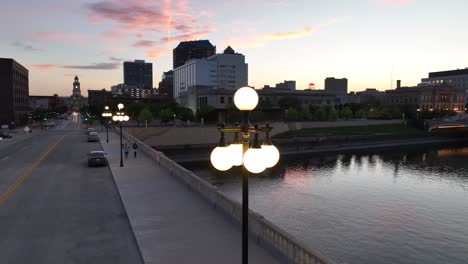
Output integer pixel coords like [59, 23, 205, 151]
[224, 17, 348, 49]
[31, 64, 59, 70]
[133, 40, 158, 48]
[85, 0, 214, 44]
[146, 48, 172, 59]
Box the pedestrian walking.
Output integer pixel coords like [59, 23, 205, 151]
[124, 143, 129, 159]
[133, 142, 138, 158]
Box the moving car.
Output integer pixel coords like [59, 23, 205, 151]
[87, 131, 99, 142]
[87, 151, 108, 167]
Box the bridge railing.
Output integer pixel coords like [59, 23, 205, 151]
[118, 128, 334, 264]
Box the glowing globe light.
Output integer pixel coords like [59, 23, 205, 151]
[243, 147, 266, 174]
[210, 146, 233, 171]
[261, 144, 280, 168]
[112, 116, 118, 121]
[234, 87, 258, 111]
[123, 116, 129, 121]
[228, 143, 243, 166]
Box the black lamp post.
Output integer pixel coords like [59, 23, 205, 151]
[102, 106, 112, 143]
[210, 87, 280, 264]
[112, 103, 129, 167]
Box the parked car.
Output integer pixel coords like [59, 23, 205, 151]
[87, 151, 108, 167]
[0, 131, 13, 139]
[87, 131, 99, 142]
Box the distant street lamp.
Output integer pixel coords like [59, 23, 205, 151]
[416, 108, 421, 120]
[102, 106, 112, 143]
[210, 87, 280, 264]
[112, 104, 129, 167]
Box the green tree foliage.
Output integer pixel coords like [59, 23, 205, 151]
[257, 99, 274, 110]
[286, 107, 299, 121]
[196, 105, 215, 121]
[327, 107, 339, 121]
[126, 101, 147, 120]
[176, 107, 195, 121]
[159, 108, 175, 122]
[138, 107, 153, 124]
[354, 109, 366, 119]
[340, 106, 353, 120]
[316, 107, 327, 121]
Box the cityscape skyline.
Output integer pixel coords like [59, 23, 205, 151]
[2, 0, 468, 96]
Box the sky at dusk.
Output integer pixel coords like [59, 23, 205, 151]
[1, 0, 468, 96]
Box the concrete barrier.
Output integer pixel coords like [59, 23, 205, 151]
[118, 128, 334, 264]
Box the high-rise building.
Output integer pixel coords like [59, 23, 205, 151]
[325, 77, 348, 105]
[158, 70, 174, 98]
[0, 58, 29, 128]
[173, 46, 248, 103]
[123, 60, 153, 88]
[173, 40, 216, 69]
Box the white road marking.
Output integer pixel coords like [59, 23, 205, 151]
[1, 156, 9, 161]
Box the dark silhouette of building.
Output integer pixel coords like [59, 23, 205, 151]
[123, 60, 153, 88]
[0, 58, 29, 128]
[173, 40, 216, 69]
[158, 70, 174, 98]
[325, 77, 348, 105]
[88, 89, 112, 107]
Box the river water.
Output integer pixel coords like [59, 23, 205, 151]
[187, 145, 468, 264]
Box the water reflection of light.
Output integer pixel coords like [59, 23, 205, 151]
[437, 148, 468, 157]
[283, 167, 309, 191]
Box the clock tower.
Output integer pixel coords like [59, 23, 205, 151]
[71, 76, 84, 112]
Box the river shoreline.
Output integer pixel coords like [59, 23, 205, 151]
[154, 133, 468, 164]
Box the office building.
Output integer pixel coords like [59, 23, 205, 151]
[173, 46, 248, 104]
[421, 68, 468, 103]
[384, 82, 466, 112]
[123, 60, 153, 88]
[275, 80, 296, 90]
[325, 77, 348, 105]
[173, 40, 216, 69]
[158, 70, 174, 98]
[0, 58, 29, 128]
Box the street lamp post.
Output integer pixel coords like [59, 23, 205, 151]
[112, 103, 129, 167]
[416, 108, 421, 120]
[102, 106, 112, 143]
[210, 87, 280, 264]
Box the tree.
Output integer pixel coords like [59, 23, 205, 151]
[159, 108, 174, 123]
[315, 107, 327, 121]
[126, 101, 147, 122]
[176, 107, 195, 121]
[286, 107, 299, 121]
[340, 107, 353, 120]
[138, 107, 153, 127]
[327, 107, 339, 121]
[196, 105, 215, 121]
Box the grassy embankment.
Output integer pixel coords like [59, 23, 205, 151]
[273, 124, 426, 139]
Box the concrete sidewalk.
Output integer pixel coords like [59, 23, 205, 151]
[99, 131, 279, 264]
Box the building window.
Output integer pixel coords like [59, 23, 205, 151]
[220, 96, 225, 104]
[228, 97, 233, 104]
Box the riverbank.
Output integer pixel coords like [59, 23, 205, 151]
[156, 133, 468, 164]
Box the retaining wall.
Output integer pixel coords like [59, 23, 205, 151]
[119, 129, 334, 264]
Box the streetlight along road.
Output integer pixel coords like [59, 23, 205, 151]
[210, 86, 280, 264]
